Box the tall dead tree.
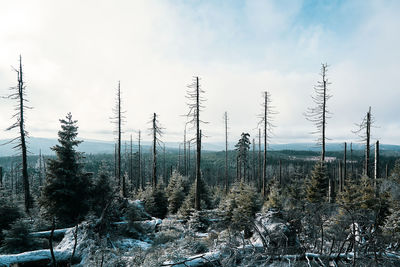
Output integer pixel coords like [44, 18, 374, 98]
[149, 113, 163, 188]
[38, 149, 43, 187]
[4, 55, 31, 213]
[258, 128, 261, 191]
[258, 91, 276, 197]
[252, 138, 256, 184]
[111, 81, 126, 196]
[184, 124, 187, 176]
[186, 77, 206, 210]
[305, 63, 332, 162]
[129, 135, 133, 191]
[353, 106, 373, 177]
[163, 144, 166, 184]
[343, 142, 347, 187]
[224, 111, 229, 194]
[374, 140, 379, 186]
[138, 130, 143, 190]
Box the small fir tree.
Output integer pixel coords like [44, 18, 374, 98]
[265, 179, 283, 210]
[1, 219, 39, 253]
[166, 171, 188, 214]
[39, 113, 92, 226]
[306, 162, 329, 203]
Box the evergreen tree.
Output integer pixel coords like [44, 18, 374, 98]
[141, 184, 168, 219]
[235, 133, 251, 182]
[166, 171, 188, 214]
[336, 176, 361, 213]
[220, 182, 261, 234]
[306, 162, 329, 203]
[1, 219, 39, 253]
[40, 113, 92, 226]
[91, 164, 115, 216]
[265, 179, 283, 209]
[180, 178, 212, 216]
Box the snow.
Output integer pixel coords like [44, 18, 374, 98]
[30, 227, 73, 238]
[162, 251, 221, 267]
[115, 238, 152, 250]
[195, 232, 208, 238]
[0, 249, 70, 266]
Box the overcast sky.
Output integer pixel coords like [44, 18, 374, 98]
[0, 0, 399, 145]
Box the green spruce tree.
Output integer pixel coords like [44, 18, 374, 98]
[306, 162, 329, 203]
[40, 113, 92, 226]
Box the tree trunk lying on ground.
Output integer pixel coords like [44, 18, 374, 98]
[0, 249, 74, 267]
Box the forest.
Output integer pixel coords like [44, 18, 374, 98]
[0, 56, 400, 267]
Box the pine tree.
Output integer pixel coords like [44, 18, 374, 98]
[40, 113, 92, 226]
[265, 179, 283, 209]
[91, 163, 114, 216]
[166, 171, 188, 214]
[336, 176, 362, 213]
[306, 162, 329, 203]
[235, 133, 251, 182]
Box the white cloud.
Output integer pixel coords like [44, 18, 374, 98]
[0, 0, 399, 148]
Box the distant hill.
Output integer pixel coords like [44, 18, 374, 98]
[1, 137, 400, 157]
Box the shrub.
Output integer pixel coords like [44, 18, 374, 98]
[1, 219, 40, 253]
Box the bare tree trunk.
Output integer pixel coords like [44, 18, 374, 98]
[258, 128, 261, 192]
[195, 77, 201, 210]
[365, 107, 371, 177]
[350, 142, 354, 177]
[252, 138, 255, 185]
[129, 135, 133, 191]
[49, 217, 57, 267]
[188, 141, 191, 178]
[138, 131, 143, 190]
[339, 160, 342, 192]
[38, 150, 43, 187]
[163, 144, 166, 184]
[70, 224, 78, 265]
[224, 112, 229, 194]
[386, 163, 388, 179]
[16, 56, 30, 213]
[321, 67, 327, 162]
[184, 125, 187, 176]
[374, 140, 379, 188]
[262, 92, 267, 197]
[178, 144, 181, 173]
[114, 143, 117, 180]
[344, 142, 347, 188]
[117, 82, 122, 190]
[152, 113, 157, 189]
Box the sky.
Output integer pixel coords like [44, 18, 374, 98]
[0, 0, 399, 146]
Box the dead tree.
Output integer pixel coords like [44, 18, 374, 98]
[374, 140, 379, 186]
[129, 135, 133, 191]
[186, 77, 207, 210]
[224, 111, 229, 194]
[257, 91, 276, 197]
[138, 130, 143, 190]
[305, 63, 332, 162]
[110, 81, 126, 196]
[343, 142, 347, 187]
[353, 107, 373, 177]
[163, 144, 166, 184]
[149, 113, 163, 188]
[184, 124, 187, 176]
[258, 128, 261, 191]
[4, 55, 31, 213]
[252, 138, 256, 184]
